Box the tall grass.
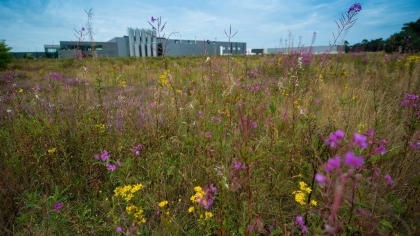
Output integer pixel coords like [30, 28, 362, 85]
[1, 50, 419, 235]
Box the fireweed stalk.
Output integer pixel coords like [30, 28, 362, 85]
[315, 129, 391, 234]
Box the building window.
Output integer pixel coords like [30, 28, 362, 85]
[238, 47, 240, 50]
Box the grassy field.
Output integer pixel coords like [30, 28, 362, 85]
[0, 52, 419, 235]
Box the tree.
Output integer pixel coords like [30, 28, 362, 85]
[0, 40, 13, 70]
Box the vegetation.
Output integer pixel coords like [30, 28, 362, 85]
[0, 39, 13, 70]
[1, 4, 420, 236]
[1, 46, 419, 235]
[350, 17, 420, 53]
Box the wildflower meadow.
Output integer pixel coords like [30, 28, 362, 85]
[1, 3, 420, 236]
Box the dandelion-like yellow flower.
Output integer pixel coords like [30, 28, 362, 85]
[48, 147, 57, 154]
[188, 206, 194, 213]
[159, 200, 168, 208]
[18, 88, 23, 93]
[310, 199, 317, 206]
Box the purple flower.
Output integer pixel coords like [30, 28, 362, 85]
[107, 163, 117, 171]
[353, 133, 368, 149]
[116, 226, 123, 233]
[100, 150, 110, 162]
[384, 174, 394, 186]
[232, 160, 246, 170]
[296, 215, 307, 233]
[315, 99, 322, 105]
[325, 155, 341, 172]
[325, 130, 345, 148]
[197, 184, 217, 209]
[315, 173, 326, 184]
[344, 151, 364, 168]
[375, 144, 387, 155]
[251, 122, 257, 129]
[150, 102, 157, 108]
[53, 202, 63, 212]
[198, 110, 204, 116]
[348, 2, 362, 14]
[151, 16, 156, 22]
[205, 131, 212, 138]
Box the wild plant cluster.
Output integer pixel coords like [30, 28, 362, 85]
[0, 3, 419, 236]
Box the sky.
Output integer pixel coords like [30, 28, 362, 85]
[1, 0, 419, 52]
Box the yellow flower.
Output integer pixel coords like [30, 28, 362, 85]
[310, 199, 317, 206]
[190, 186, 205, 203]
[114, 183, 143, 202]
[299, 181, 312, 194]
[47, 147, 56, 154]
[158, 200, 168, 208]
[205, 211, 213, 220]
[188, 206, 194, 213]
[293, 190, 306, 205]
[18, 88, 23, 93]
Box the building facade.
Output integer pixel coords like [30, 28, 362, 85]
[43, 28, 247, 58]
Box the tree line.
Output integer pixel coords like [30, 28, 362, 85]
[346, 17, 420, 53]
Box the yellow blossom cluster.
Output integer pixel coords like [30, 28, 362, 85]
[126, 205, 146, 225]
[189, 186, 213, 221]
[114, 183, 143, 202]
[158, 200, 168, 208]
[94, 124, 106, 133]
[190, 186, 205, 204]
[292, 181, 317, 206]
[158, 70, 171, 89]
[47, 147, 57, 154]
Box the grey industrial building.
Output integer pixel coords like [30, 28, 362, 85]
[43, 28, 247, 58]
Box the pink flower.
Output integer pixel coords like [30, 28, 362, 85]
[384, 174, 394, 186]
[344, 151, 364, 168]
[315, 173, 326, 184]
[325, 155, 341, 172]
[353, 133, 368, 149]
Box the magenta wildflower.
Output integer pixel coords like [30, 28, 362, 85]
[53, 202, 63, 212]
[296, 215, 308, 233]
[107, 163, 117, 171]
[325, 130, 345, 148]
[116, 226, 123, 233]
[205, 131, 212, 138]
[344, 151, 364, 168]
[197, 184, 217, 209]
[325, 155, 341, 172]
[375, 144, 387, 155]
[251, 122, 257, 129]
[384, 174, 394, 186]
[150, 102, 156, 108]
[315, 99, 322, 105]
[198, 110, 204, 116]
[100, 150, 110, 162]
[353, 133, 368, 149]
[233, 160, 246, 170]
[315, 173, 326, 184]
[348, 2, 362, 14]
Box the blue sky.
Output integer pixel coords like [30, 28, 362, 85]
[1, 0, 419, 52]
